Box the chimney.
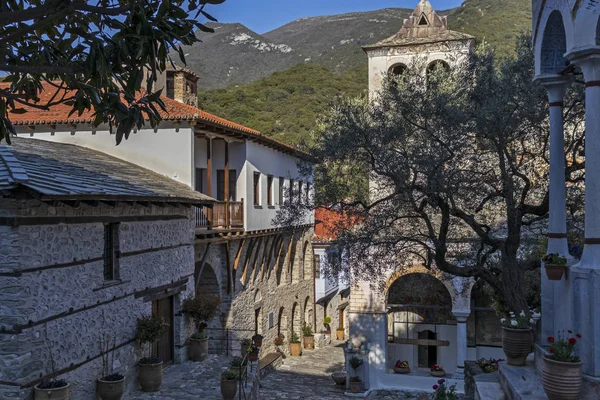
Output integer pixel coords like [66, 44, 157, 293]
[166, 67, 199, 107]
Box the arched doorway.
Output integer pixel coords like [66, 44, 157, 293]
[291, 302, 302, 341]
[277, 306, 288, 341]
[303, 296, 313, 329]
[386, 273, 454, 370]
[196, 262, 220, 296]
[540, 11, 567, 74]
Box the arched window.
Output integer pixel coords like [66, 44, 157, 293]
[540, 11, 567, 74]
[426, 59, 450, 75]
[389, 63, 408, 77]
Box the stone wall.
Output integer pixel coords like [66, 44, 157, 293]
[0, 199, 196, 400]
[194, 227, 315, 358]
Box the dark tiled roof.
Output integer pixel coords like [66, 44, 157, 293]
[0, 138, 214, 204]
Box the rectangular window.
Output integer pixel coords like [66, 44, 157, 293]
[267, 175, 274, 206]
[314, 254, 321, 279]
[253, 172, 261, 206]
[289, 179, 294, 204]
[305, 182, 310, 203]
[103, 223, 120, 280]
[298, 181, 303, 203]
[229, 170, 237, 201]
[216, 170, 237, 201]
[268, 312, 274, 329]
[279, 177, 284, 205]
[194, 168, 206, 194]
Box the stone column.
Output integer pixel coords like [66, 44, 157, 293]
[453, 311, 469, 377]
[568, 49, 600, 378]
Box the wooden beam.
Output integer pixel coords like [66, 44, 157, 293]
[393, 338, 450, 347]
[194, 243, 212, 292]
[249, 236, 263, 283]
[240, 238, 258, 285]
[226, 241, 232, 294]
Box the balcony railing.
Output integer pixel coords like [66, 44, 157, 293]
[194, 200, 244, 230]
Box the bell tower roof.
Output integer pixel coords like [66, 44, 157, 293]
[363, 0, 474, 50]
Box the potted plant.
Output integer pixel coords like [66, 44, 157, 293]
[35, 330, 69, 400]
[136, 315, 169, 392]
[323, 316, 332, 340]
[394, 360, 410, 374]
[302, 323, 314, 350]
[336, 327, 344, 341]
[430, 364, 445, 377]
[97, 335, 125, 400]
[476, 358, 504, 373]
[500, 310, 534, 365]
[432, 379, 458, 400]
[252, 334, 263, 347]
[240, 338, 252, 357]
[247, 344, 259, 362]
[220, 369, 239, 400]
[289, 331, 302, 356]
[182, 294, 221, 362]
[542, 331, 583, 399]
[349, 356, 364, 393]
[542, 253, 568, 280]
[274, 334, 285, 346]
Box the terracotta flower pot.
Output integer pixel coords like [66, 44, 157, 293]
[502, 327, 533, 365]
[349, 381, 362, 393]
[138, 361, 163, 392]
[336, 330, 344, 340]
[221, 379, 238, 400]
[189, 337, 209, 362]
[430, 370, 445, 377]
[97, 377, 126, 400]
[289, 343, 302, 356]
[303, 336, 314, 349]
[544, 264, 565, 281]
[542, 356, 583, 400]
[394, 367, 410, 374]
[34, 383, 70, 400]
[248, 352, 259, 362]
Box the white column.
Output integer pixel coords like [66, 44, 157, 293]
[538, 76, 573, 258]
[453, 311, 469, 375]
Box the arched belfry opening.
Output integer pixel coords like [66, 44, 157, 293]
[386, 273, 454, 370]
[389, 64, 408, 77]
[418, 14, 429, 26]
[540, 10, 567, 74]
[427, 59, 450, 74]
[596, 16, 600, 45]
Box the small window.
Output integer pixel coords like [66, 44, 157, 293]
[290, 179, 294, 204]
[268, 312, 274, 329]
[279, 177, 285, 205]
[103, 223, 120, 280]
[195, 168, 206, 194]
[305, 182, 310, 203]
[267, 175, 274, 206]
[314, 254, 321, 279]
[217, 169, 237, 201]
[418, 14, 428, 26]
[253, 172, 261, 206]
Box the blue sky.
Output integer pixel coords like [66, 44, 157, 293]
[205, 0, 465, 34]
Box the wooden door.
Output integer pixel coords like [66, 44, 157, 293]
[152, 296, 174, 365]
[339, 309, 344, 330]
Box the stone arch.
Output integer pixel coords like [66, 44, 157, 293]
[596, 15, 600, 45]
[426, 59, 450, 74]
[386, 273, 454, 309]
[302, 241, 313, 280]
[277, 306, 288, 340]
[303, 296, 313, 329]
[254, 289, 261, 303]
[291, 301, 302, 341]
[196, 262, 220, 296]
[384, 266, 457, 305]
[289, 239, 299, 284]
[388, 63, 408, 76]
[540, 10, 567, 74]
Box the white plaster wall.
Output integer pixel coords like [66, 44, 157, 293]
[243, 141, 314, 231]
[15, 124, 195, 187]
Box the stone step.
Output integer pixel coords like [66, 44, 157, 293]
[498, 357, 548, 400]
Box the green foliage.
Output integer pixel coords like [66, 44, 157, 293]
[198, 64, 368, 146]
[349, 376, 362, 382]
[546, 331, 581, 363]
[221, 369, 239, 381]
[500, 310, 534, 329]
[302, 323, 313, 337]
[542, 253, 567, 265]
[349, 356, 363, 372]
[290, 331, 301, 344]
[182, 294, 221, 332]
[230, 356, 246, 368]
[0, 0, 224, 145]
[431, 378, 459, 400]
[323, 316, 332, 325]
[136, 315, 169, 344]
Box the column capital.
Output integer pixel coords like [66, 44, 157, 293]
[452, 311, 470, 322]
[535, 75, 574, 103]
[567, 47, 600, 82]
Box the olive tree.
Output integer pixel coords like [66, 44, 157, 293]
[0, 0, 224, 144]
[280, 36, 585, 314]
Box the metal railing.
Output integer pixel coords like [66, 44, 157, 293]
[194, 200, 244, 230]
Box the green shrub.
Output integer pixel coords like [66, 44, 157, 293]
[323, 316, 331, 325]
[290, 331, 301, 344]
[302, 323, 313, 337]
[221, 369, 239, 381]
[136, 315, 169, 345]
[182, 294, 221, 333]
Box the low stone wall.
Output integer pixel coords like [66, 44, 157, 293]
[464, 361, 484, 400]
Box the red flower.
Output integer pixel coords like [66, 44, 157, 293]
[568, 330, 573, 333]
[438, 379, 445, 384]
[433, 385, 439, 390]
[576, 334, 582, 338]
[569, 338, 577, 345]
[549, 348, 555, 353]
[547, 336, 555, 343]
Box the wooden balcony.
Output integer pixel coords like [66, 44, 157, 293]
[194, 200, 244, 230]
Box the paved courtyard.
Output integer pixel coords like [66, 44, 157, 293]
[131, 344, 435, 399]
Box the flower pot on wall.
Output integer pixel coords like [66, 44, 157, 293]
[138, 361, 163, 392]
[542, 357, 583, 400]
[544, 264, 565, 281]
[336, 329, 344, 341]
[289, 343, 302, 356]
[34, 383, 70, 400]
[303, 336, 314, 349]
[97, 376, 126, 400]
[189, 337, 209, 362]
[394, 367, 410, 374]
[430, 370, 445, 377]
[502, 327, 532, 365]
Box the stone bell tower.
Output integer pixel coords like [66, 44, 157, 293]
[362, 0, 474, 99]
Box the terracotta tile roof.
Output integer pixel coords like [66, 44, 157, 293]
[313, 207, 360, 243]
[0, 137, 215, 204]
[0, 82, 315, 161]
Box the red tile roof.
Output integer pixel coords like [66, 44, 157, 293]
[314, 207, 360, 243]
[0, 82, 314, 161]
